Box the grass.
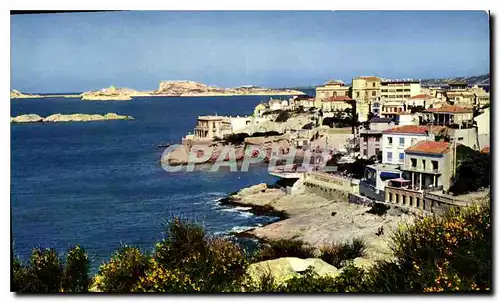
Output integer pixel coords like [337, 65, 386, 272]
[319, 238, 367, 268]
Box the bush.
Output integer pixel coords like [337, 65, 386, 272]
[133, 259, 200, 292]
[153, 217, 248, 292]
[62, 245, 90, 292]
[12, 255, 29, 292]
[320, 238, 366, 267]
[23, 248, 63, 293]
[252, 239, 315, 262]
[223, 133, 249, 145]
[380, 202, 491, 292]
[275, 111, 291, 123]
[366, 203, 390, 216]
[449, 152, 490, 195]
[275, 264, 368, 293]
[95, 246, 150, 292]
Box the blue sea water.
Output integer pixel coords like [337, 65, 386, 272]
[10, 93, 310, 272]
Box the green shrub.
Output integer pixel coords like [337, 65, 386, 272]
[62, 245, 90, 292]
[11, 255, 29, 292]
[252, 239, 315, 262]
[133, 259, 200, 292]
[374, 202, 491, 292]
[24, 248, 63, 292]
[320, 238, 366, 267]
[95, 246, 150, 292]
[153, 217, 248, 292]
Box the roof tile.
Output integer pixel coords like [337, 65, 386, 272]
[405, 141, 450, 155]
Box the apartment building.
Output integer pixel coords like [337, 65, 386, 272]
[380, 79, 421, 102]
[352, 76, 381, 104]
[380, 101, 407, 119]
[385, 141, 452, 210]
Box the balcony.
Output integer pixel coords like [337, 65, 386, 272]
[400, 165, 441, 175]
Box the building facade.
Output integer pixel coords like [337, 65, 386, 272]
[321, 96, 353, 112]
[381, 125, 437, 166]
[359, 117, 395, 159]
[421, 106, 474, 128]
[352, 76, 381, 104]
[315, 80, 350, 101]
[380, 79, 421, 102]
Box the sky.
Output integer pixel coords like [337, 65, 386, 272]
[11, 11, 490, 93]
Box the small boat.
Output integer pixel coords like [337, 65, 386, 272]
[157, 143, 171, 149]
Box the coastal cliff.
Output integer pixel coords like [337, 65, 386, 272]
[153, 81, 305, 97]
[11, 113, 134, 123]
[10, 90, 43, 99]
[80, 86, 151, 101]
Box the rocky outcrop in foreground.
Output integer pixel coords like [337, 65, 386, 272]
[11, 113, 134, 123]
[10, 90, 43, 99]
[154, 81, 305, 97]
[80, 86, 151, 101]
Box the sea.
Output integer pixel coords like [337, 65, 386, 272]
[11, 89, 313, 273]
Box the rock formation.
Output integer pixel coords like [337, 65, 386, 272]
[154, 80, 305, 97]
[80, 86, 151, 101]
[10, 90, 43, 99]
[11, 113, 134, 123]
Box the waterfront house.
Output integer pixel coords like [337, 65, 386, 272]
[269, 98, 283, 111]
[385, 141, 453, 210]
[381, 125, 439, 166]
[359, 163, 402, 201]
[194, 116, 232, 140]
[359, 117, 395, 159]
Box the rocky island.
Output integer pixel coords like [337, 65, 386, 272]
[80, 86, 151, 101]
[153, 80, 305, 97]
[11, 113, 134, 123]
[10, 90, 43, 99]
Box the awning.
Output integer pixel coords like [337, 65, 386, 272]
[390, 178, 411, 183]
[380, 172, 400, 179]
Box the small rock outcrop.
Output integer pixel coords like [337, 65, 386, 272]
[236, 183, 268, 197]
[11, 113, 134, 123]
[247, 257, 339, 285]
[10, 90, 43, 99]
[10, 114, 44, 123]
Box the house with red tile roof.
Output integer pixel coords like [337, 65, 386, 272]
[408, 94, 434, 108]
[315, 79, 350, 103]
[384, 141, 453, 210]
[321, 96, 353, 112]
[381, 125, 437, 166]
[421, 106, 474, 128]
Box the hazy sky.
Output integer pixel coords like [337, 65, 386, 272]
[11, 11, 489, 93]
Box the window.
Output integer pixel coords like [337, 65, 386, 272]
[387, 152, 393, 162]
[399, 137, 405, 147]
[372, 83, 376, 88]
[411, 158, 417, 167]
[372, 91, 376, 96]
[333, 91, 337, 97]
[363, 149, 368, 156]
[356, 92, 360, 97]
[399, 153, 405, 163]
[375, 136, 380, 142]
[388, 137, 393, 145]
[432, 160, 438, 171]
[422, 160, 426, 170]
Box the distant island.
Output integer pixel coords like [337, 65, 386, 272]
[10, 89, 43, 99]
[11, 113, 134, 123]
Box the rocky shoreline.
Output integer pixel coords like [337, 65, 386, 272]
[222, 183, 417, 264]
[11, 113, 134, 123]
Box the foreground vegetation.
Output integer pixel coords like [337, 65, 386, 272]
[12, 202, 490, 293]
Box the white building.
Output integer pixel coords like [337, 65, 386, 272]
[474, 107, 490, 150]
[381, 125, 437, 166]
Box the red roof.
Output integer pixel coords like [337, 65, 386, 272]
[405, 141, 450, 155]
[481, 146, 490, 154]
[424, 106, 472, 114]
[409, 94, 432, 99]
[326, 96, 353, 102]
[382, 125, 430, 135]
